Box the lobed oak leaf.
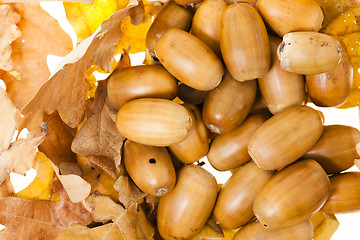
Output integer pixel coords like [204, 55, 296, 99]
[0, 124, 47, 184]
[137, 205, 155, 240]
[0, 88, 18, 152]
[55, 223, 124, 240]
[0, 4, 20, 71]
[59, 162, 83, 176]
[18, 0, 139, 136]
[0, 3, 73, 110]
[39, 111, 78, 166]
[15, 151, 55, 200]
[0, 179, 93, 240]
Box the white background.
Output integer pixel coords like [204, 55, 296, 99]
[2, 2, 360, 239]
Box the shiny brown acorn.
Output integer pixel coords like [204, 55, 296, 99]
[258, 36, 306, 114]
[249, 91, 270, 115]
[253, 159, 330, 229]
[168, 104, 209, 164]
[233, 220, 314, 240]
[107, 65, 178, 108]
[248, 105, 323, 170]
[123, 140, 176, 196]
[214, 161, 273, 229]
[177, 83, 208, 105]
[302, 125, 360, 174]
[157, 165, 218, 239]
[207, 114, 268, 171]
[305, 45, 353, 107]
[322, 172, 360, 214]
[115, 98, 192, 146]
[155, 28, 224, 91]
[174, 0, 202, 6]
[277, 32, 343, 75]
[191, 0, 227, 57]
[220, 3, 270, 82]
[146, 1, 193, 57]
[256, 0, 324, 37]
[202, 71, 257, 134]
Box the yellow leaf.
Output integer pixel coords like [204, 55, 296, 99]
[64, 0, 131, 42]
[313, 213, 340, 240]
[15, 152, 54, 200]
[323, 8, 360, 35]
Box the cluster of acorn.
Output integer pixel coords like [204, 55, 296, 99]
[107, 0, 359, 239]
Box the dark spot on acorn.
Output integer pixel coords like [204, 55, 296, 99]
[149, 158, 156, 164]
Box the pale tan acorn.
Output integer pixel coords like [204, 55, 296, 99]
[168, 104, 209, 164]
[233, 220, 314, 240]
[157, 165, 218, 240]
[277, 32, 343, 75]
[248, 105, 323, 170]
[115, 98, 192, 146]
[256, 0, 324, 37]
[155, 28, 224, 91]
[123, 140, 176, 196]
[220, 3, 270, 82]
[258, 36, 306, 114]
[214, 161, 273, 229]
[107, 65, 178, 108]
[146, 1, 193, 57]
[191, 0, 227, 57]
[253, 159, 330, 229]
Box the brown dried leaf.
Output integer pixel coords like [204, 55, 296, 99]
[84, 192, 138, 239]
[137, 205, 155, 240]
[0, 176, 14, 199]
[59, 162, 83, 176]
[114, 175, 147, 208]
[71, 80, 126, 174]
[1, 3, 73, 110]
[0, 179, 93, 240]
[0, 4, 20, 71]
[0, 88, 18, 152]
[51, 161, 91, 203]
[0, 126, 47, 184]
[55, 223, 124, 240]
[18, 0, 138, 135]
[39, 111, 77, 166]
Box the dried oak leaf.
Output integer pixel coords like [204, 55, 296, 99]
[0, 176, 14, 199]
[18, 0, 139, 135]
[15, 151, 55, 200]
[71, 80, 126, 175]
[0, 125, 47, 184]
[78, 155, 119, 200]
[39, 111, 78, 166]
[50, 160, 91, 203]
[114, 175, 147, 209]
[137, 205, 155, 240]
[0, 3, 73, 110]
[0, 179, 93, 240]
[0, 88, 18, 152]
[0, 4, 20, 71]
[55, 223, 124, 240]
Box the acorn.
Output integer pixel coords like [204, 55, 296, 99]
[191, 0, 227, 57]
[207, 114, 268, 171]
[302, 125, 360, 174]
[168, 104, 209, 164]
[322, 172, 360, 214]
[233, 220, 314, 240]
[177, 83, 208, 105]
[155, 28, 224, 91]
[123, 140, 176, 196]
[107, 65, 178, 108]
[258, 36, 306, 114]
[256, 0, 324, 37]
[253, 159, 330, 229]
[146, 1, 193, 57]
[277, 32, 343, 75]
[202, 71, 257, 134]
[157, 165, 218, 239]
[248, 105, 323, 170]
[213, 161, 273, 229]
[305, 44, 353, 107]
[220, 3, 270, 82]
[115, 98, 192, 146]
